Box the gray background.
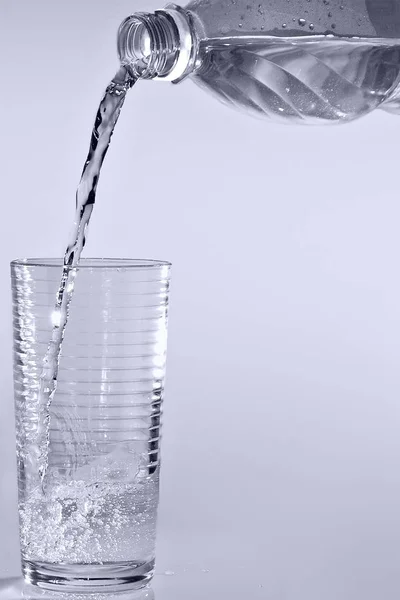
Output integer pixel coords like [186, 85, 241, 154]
[2, 1, 400, 598]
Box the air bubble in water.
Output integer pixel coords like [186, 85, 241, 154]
[20, 475, 159, 564]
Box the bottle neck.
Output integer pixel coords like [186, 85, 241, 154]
[117, 6, 198, 82]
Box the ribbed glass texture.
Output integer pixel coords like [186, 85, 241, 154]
[11, 258, 171, 591]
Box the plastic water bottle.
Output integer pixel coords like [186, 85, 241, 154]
[117, 0, 400, 123]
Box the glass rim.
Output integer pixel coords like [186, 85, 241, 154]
[10, 257, 172, 269]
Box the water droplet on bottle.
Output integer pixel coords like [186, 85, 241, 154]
[328, 11, 332, 17]
[309, 22, 314, 30]
[238, 22, 243, 27]
[164, 570, 175, 576]
[282, 22, 287, 28]
[331, 22, 336, 29]
[261, 24, 265, 29]
[298, 18, 306, 26]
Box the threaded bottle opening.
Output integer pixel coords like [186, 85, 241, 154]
[118, 12, 181, 79]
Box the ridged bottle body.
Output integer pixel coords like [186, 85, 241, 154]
[183, 0, 400, 122]
[192, 34, 400, 123]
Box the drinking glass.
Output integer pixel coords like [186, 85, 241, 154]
[11, 258, 171, 592]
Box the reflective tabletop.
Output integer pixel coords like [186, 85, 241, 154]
[0, 532, 267, 600]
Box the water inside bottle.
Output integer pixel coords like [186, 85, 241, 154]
[196, 35, 400, 121]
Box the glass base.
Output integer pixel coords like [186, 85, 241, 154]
[22, 558, 155, 592]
